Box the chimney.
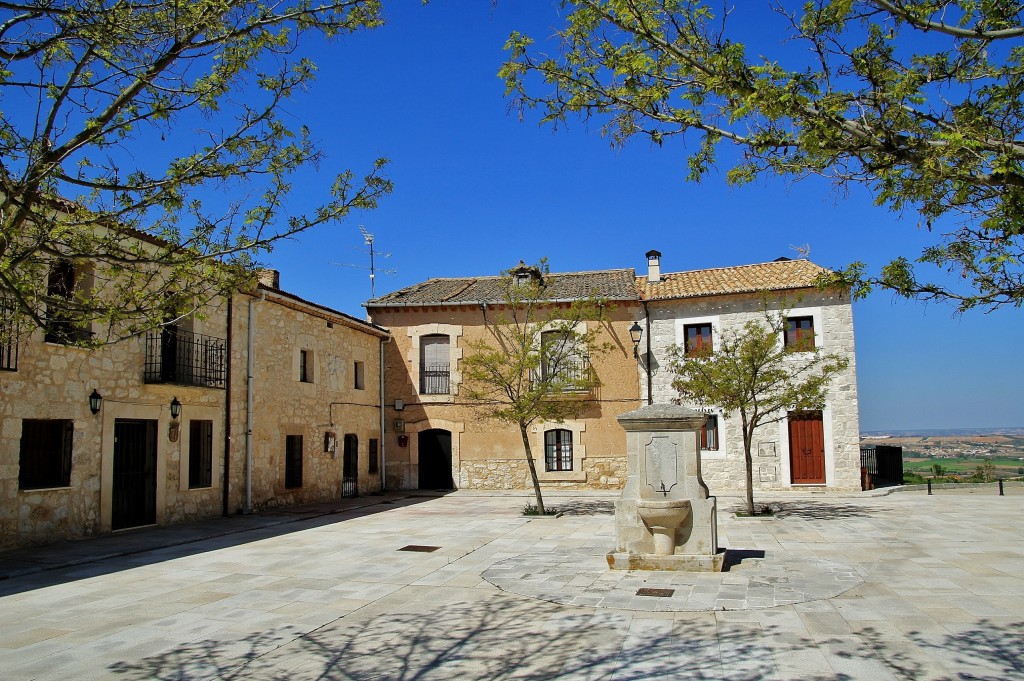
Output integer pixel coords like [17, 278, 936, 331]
[256, 268, 280, 289]
[646, 250, 662, 283]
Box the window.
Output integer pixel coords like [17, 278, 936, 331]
[299, 350, 312, 383]
[44, 260, 89, 344]
[285, 434, 303, 488]
[539, 330, 588, 386]
[188, 420, 213, 488]
[354, 360, 365, 390]
[544, 429, 573, 472]
[420, 334, 450, 394]
[785, 316, 815, 351]
[19, 419, 73, 489]
[700, 415, 719, 451]
[0, 299, 17, 371]
[368, 438, 379, 474]
[684, 323, 713, 356]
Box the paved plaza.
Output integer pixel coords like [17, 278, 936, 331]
[1, 488, 1022, 680]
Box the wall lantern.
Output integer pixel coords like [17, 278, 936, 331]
[89, 389, 103, 415]
[169, 396, 182, 420]
[628, 321, 644, 358]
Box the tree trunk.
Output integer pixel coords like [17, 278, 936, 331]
[741, 419, 755, 516]
[520, 423, 546, 514]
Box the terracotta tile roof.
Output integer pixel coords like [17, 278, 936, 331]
[638, 259, 831, 301]
[366, 268, 638, 307]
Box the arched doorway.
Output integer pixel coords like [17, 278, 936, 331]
[418, 429, 453, 489]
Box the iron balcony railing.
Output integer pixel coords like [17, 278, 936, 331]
[420, 363, 450, 395]
[531, 356, 593, 391]
[144, 326, 226, 388]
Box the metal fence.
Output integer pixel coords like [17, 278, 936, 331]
[860, 444, 904, 489]
[531, 357, 592, 391]
[420, 363, 450, 395]
[144, 327, 226, 388]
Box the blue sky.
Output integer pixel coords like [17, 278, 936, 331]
[256, 2, 1021, 432]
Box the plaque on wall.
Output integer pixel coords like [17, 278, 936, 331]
[758, 441, 777, 457]
[758, 465, 777, 482]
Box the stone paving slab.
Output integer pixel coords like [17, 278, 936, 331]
[0, 490, 1022, 680]
[483, 545, 862, 611]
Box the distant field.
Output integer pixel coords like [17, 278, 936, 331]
[904, 456, 1024, 477]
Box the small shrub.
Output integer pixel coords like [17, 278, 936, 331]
[522, 503, 558, 516]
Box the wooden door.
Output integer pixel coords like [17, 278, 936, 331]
[112, 419, 158, 529]
[789, 411, 825, 484]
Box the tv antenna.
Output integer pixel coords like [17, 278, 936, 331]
[331, 225, 395, 299]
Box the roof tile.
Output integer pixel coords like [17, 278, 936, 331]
[637, 259, 830, 300]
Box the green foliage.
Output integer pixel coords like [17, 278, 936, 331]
[503, 1, 1024, 312]
[0, 0, 392, 344]
[522, 503, 559, 516]
[460, 259, 612, 513]
[965, 460, 998, 482]
[668, 307, 849, 515]
[903, 471, 927, 484]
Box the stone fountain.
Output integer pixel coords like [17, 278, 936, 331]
[607, 404, 724, 572]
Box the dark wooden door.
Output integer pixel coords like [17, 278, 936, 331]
[341, 434, 358, 497]
[789, 411, 825, 484]
[418, 429, 453, 489]
[112, 419, 158, 530]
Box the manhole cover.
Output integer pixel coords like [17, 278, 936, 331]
[399, 545, 440, 552]
[636, 588, 675, 598]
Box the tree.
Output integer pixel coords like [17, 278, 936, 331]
[0, 0, 392, 345]
[501, 1, 1024, 312]
[460, 261, 610, 515]
[668, 310, 848, 516]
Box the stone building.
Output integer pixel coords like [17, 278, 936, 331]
[637, 251, 862, 493]
[365, 265, 645, 491]
[0, 263, 387, 549]
[229, 274, 389, 512]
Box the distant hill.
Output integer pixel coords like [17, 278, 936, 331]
[862, 426, 1024, 438]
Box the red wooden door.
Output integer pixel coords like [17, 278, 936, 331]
[789, 411, 825, 484]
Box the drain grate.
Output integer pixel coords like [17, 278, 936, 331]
[399, 545, 441, 553]
[636, 587, 675, 598]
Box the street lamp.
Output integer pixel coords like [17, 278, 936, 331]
[89, 389, 103, 415]
[169, 396, 182, 420]
[629, 321, 644, 358]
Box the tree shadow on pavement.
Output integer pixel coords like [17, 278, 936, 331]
[767, 501, 878, 521]
[106, 593, 797, 681]
[107, 597, 1024, 681]
[826, 619, 1024, 680]
[557, 499, 615, 516]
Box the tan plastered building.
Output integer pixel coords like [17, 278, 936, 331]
[366, 267, 645, 492]
[0, 261, 388, 549]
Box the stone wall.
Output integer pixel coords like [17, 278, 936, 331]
[226, 291, 387, 513]
[458, 455, 627, 491]
[642, 290, 861, 493]
[0, 301, 229, 549]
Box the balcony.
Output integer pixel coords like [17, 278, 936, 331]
[145, 327, 226, 388]
[530, 356, 593, 392]
[420, 363, 450, 395]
